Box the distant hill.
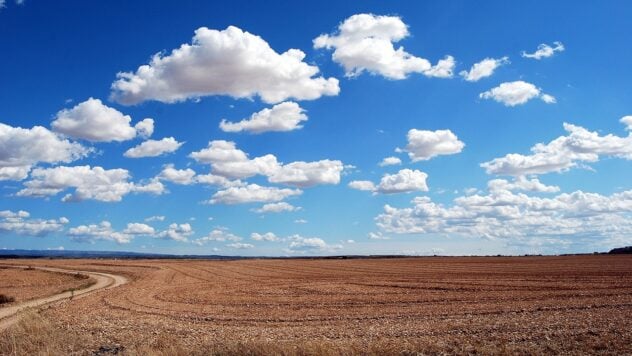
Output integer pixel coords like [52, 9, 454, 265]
[0, 249, 238, 260]
[608, 246, 632, 254]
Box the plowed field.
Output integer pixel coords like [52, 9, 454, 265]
[1, 255, 630, 354]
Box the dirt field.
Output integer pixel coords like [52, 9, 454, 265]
[0, 255, 631, 355]
[0, 266, 93, 304]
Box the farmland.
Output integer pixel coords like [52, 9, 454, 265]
[0, 266, 93, 304]
[1, 255, 631, 354]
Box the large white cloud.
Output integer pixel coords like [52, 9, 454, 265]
[375, 181, 632, 249]
[481, 121, 632, 176]
[398, 129, 464, 161]
[190, 140, 344, 187]
[480, 81, 555, 106]
[208, 184, 301, 205]
[620, 115, 632, 130]
[268, 160, 344, 187]
[16, 165, 165, 202]
[110, 26, 339, 105]
[51, 98, 153, 142]
[219, 101, 307, 134]
[349, 169, 429, 194]
[0, 123, 90, 181]
[459, 57, 509, 82]
[253, 202, 301, 214]
[251, 232, 280, 242]
[124, 137, 183, 158]
[156, 223, 193, 242]
[376, 169, 429, 194]
[155, 164, 243, 188]
[68, 221, 133, 244]
[0, 210, 69, 236]
[286, 234, 343, 253]
[521, 41, 565, 60]
[314, 13, 454, 79]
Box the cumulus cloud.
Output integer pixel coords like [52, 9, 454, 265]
[190, 140, 344, 187]
[398, 129, 464, 161]
[251, 232, 279, 242]
[349, 169, 429, 194]
[253, 202, 301, 214]
[219, 101, 307, 134]
[110, 26, 339, 105]
[145, 215, 165, 222]
[287, 234, 343, 253]
[68, 221, 133, 244]
[16, 165, 165, 202]
[51, 98, 152, 142]
[124, 137, 183, 158]
[479, 81, 555, 106]
[193, 228, 242, 245]
[481, 121, 632, 176]
[379, 156, 402, 166]
[122, 223, 156, 235]
[368, 231, 390, 240]
[0, 123, 90, 181]
[348, 180, 376, 191]
[208, 184, 302, 204]
[227, 242, 255, 249]
[268, 160, 344, 187]
[376, 169, 429, 194]
[156, 223, 193, 242]
[157, 164, 197, 185]
[459, 56, 509, 82]
[314, 13, 454, 79]
[375, 182, 632, 249]
[487, 177, 560, 193]
[620, 115, 632, 130]
[0, 210, 69, 236]
[521, 41, 565, 60]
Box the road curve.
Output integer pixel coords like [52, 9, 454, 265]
[0, 266, 128, 331]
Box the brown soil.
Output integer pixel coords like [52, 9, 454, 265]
[0, 255, 630, 355]
[0, 266, 93, 304]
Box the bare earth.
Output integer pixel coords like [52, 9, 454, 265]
[0, 255, 631, 355]
[0, 266, 94, 303]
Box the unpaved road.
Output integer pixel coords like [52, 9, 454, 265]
[0, 266, 128, 331]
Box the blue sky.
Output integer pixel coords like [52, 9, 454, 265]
[1, 1, 631, 255]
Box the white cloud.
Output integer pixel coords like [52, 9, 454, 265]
[487, 177, 560, 193]
[348, 180, 376, 191]
[219, 101, 307, 134]
[376, 169, 429, 194]
[193, 228, 242, 245]
[253, 202, 301, 214]
[0, 123, 90, 181]
[68, 221, 132, 244]
[379, 156, 401, 166]
[481, 121, 632, 176]
[314, 13, 454, 79]
[157, 164, 196, 185]
[190, 140, 344, 187]
[368, 231, 390, 240]
[227, 242, 255, 249]
[268, 159, 344, 187]
[156, 223, 193, 242]
[17, 165, 165, 202]
[375, 182, 632, 249]
[134, 118, 154, 138]
[145, 215, 165, 222]
[208, 184, 301, 205]
[620, 116, 632, 130]
[399, 129, 464, 161]
[287, 234, 343, 252]
[521, 41, 565, 60]
[0, 210, 68, 236]
[124, 137, 183, 158]
[110, 26, 339, 105]
[122, 223, 156, 235]
[51, 98, 151, 142]
[251, 232, 279, 242]
[479, 81, 555, 106]
[459, 57, 509, 82]
[294, 219, 308, 224]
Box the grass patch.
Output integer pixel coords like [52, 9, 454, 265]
[0, 294, 15, 305]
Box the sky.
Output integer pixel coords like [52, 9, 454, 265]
[1, 1, 632, 256]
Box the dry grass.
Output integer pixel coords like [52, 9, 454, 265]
[0, 294, 15, 305]
[0, 256, 630, 355]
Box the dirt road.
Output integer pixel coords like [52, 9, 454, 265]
[0, 266, 128, 331]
